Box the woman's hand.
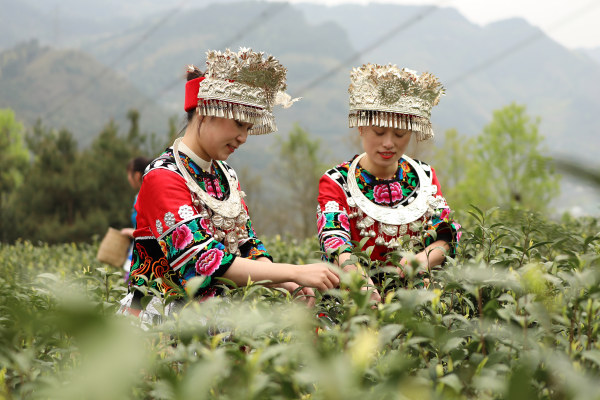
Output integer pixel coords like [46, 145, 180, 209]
[120, 228, 135, 238]
[278, 282, 316, 308]
[361, 278, 382, 304]
[290, 264, 339, 292]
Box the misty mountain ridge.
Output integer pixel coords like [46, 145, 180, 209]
[0, 41, 169, 147]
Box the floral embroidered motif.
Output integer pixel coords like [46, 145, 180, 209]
[317, 213, 326, 234]
[203, 178, 216, 196]
[324, 236, 346, 250]
[200, 218, 212, 234]
[178, 204, 195, 220]
[325, 201, 340, 212]
[195, 248, 224, 276]
[338, 213, 350, 231]
[159, 240, 168, 257]
[172, 225, 193, 250]
[440, 209, 450, 222]
[156, 219, 163, 235]
[164, 212, 176, 227]
[453, 222, 462, 242]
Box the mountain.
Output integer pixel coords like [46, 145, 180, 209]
[0, 0, 133, 51]
[0, 41, 169, 146]
[296, 3, 600, 162]
[83, 1, 356, 168]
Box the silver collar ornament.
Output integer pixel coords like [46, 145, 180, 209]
[347, 153, 446, 250]
[173, 138, 248, 255]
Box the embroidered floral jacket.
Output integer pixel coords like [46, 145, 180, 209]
[317, 155, 461, 265]
[128, 148, 271, 305]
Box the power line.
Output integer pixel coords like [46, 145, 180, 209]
[446, 0, 600, 86]
[109, 1, 289, 131]
[146, 2, 289, 105]
[296, 0, 450, 97]
[43, 0, 191, 120]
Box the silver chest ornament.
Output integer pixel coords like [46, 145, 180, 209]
[346, 153, 444, 250]
[173, 138, 248, 256]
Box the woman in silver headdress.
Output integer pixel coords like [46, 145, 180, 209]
[317, 64, 461, 299]
[119, 48, 339, 320]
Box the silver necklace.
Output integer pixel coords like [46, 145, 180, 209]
[346, 153, 437, 226]
[172, 138, 247, 255]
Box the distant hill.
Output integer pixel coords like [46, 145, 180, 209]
[84, 2, 357, 168]
[0, 0, 133, 51]
[0, 41, 169, 146]
[296, 3, 600, 161]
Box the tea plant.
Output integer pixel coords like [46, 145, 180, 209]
[1, 206, 600, 399]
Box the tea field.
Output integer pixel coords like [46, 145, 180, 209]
[1, 207, 600, 399]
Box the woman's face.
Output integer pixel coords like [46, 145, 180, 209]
[360, 124, 412, 170]
[194, 116, 253, 161]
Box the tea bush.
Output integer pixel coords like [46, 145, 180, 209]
[1, 206, 600, 399]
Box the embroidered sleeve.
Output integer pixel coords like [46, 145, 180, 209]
[317, 172, 353, 262]
[132, 170, 236, 297]
[424, 167, 461, 256]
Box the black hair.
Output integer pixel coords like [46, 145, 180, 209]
[127, 156, 153, 174]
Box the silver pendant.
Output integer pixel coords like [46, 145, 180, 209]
[361, 216, 375, 228]
[212, 215, 224, 227]
[380, 223, 398, 236]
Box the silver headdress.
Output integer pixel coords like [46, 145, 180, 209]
[348, 63, 444, 141]
[196, 47, 300, 135]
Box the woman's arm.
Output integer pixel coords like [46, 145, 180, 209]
[222, 257, 339, 292]
[399, 239, 450, 277]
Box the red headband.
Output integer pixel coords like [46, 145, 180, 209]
[184, 77, 206, 112]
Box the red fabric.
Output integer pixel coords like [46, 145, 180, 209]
[184, 77, 206, 112]
[134, 169, 198, 238]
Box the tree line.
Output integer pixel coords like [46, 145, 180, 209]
[0, 102, 561, 244]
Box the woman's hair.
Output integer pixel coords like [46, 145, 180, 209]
[127, 156, 153, 174]
[179, 66, 205, 135]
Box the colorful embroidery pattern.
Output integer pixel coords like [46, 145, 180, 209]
[129, 147, 272, 301]
[317, 211, 352, 257]
[317, 155, 460, 264]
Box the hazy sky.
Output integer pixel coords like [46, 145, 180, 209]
[279, 0, 600, 49]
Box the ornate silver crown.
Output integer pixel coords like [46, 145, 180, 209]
[348, 63, 445, 141]
[196, 48, 299, 135]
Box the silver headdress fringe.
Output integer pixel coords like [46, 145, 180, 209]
[194, 48, 299, 135]
[348, 111, 434, 142]
[348, 64, 444, 141]
[197, 100, 276, 136]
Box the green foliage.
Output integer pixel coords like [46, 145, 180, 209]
[0, 108, 29, 241]
[1, 210, 600, 399]
[433, 104, 560, 213]
[0, 108, 28, 193]
[4, 110, 163, 244]
[272, 124, 330, 239]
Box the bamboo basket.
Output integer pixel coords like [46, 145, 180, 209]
[97, 227, 131, 268]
